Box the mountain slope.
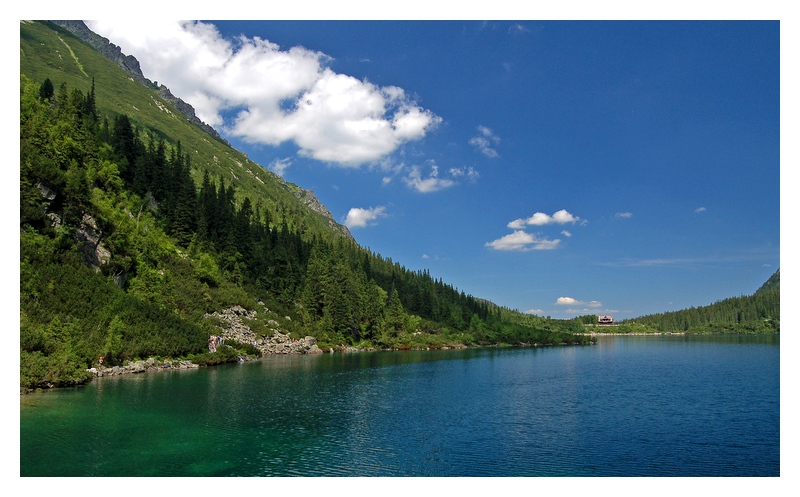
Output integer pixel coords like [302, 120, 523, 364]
[20, 20, 597, 392]
[21, 20, 352, 241]
[49, 20, 226, 143]
[755, 268, 780, 294]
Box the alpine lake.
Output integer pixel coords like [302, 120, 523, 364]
[20, 334, 779, 477]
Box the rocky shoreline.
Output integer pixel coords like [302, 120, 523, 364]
[83, 342, 473, 381]
[76, 305, 581, 383]
[88, 357, 201, 377]
[83, 304, 323, 380]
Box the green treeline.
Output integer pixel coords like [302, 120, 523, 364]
[20, 75, 592, 390]
[623, 273, 780, 334]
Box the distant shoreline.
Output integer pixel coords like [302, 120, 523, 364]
[578, 331, 687, 336]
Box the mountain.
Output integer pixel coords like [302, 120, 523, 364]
[624, 269, 780, 334]
[21, 20, 353, 242]
[20, 20, 594, 391]
[49, 20, 225, 142]
[755, 268, 780, 294]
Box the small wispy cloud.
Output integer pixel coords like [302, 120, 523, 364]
[402, 164, 455, 193]
[555, 297, 602, 307]
[448, 166, 479, 181]
[555, 297, 604, 315]
[600, 248, 778, 268]
[561, 230, 572, 237]
[344, 206, 387, 228]
[615, 212, 633, 218]
[599, 257, 708, 268]
[695, 207, 707, 213]
[485, 231, 560, 251]
[269, 157, 293, 177]
[508, 23, 531, 36]
[401, 161, 477, 193]
[469, 126, 500, 158]
[377, 157, 407, 186]
[564, 308, 618, 315]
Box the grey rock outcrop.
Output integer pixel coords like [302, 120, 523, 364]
[88, 358, 199, 377]
[76, 213, 111, 271]
[205, 305, 322, 355]
[33, 181, 111, 272]
[291, 188, 354, 241]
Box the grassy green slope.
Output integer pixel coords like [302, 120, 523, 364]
[20, 20, 348, 240]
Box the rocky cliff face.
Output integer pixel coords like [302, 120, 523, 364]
[297, 189, 354, 240]
[76, 213, 111, 270]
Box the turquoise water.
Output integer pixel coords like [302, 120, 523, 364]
[20, 335, 779, 476]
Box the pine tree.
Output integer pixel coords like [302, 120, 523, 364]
[38, 78, 54, 102]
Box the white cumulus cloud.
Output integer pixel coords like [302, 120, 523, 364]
[507, 209, 582, 229]
[86, 20, 441, 167]
[485, 231, 560, 251]
[344, 206, 387, 228]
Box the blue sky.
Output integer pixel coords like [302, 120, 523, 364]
[84, 19, 781, 319]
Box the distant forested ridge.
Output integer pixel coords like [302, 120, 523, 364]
[20, 21, 593, 391]
[756, 269, 780, 294]
[622, 269, 780, 334]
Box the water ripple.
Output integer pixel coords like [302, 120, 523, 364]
[21, 337, 779, 476]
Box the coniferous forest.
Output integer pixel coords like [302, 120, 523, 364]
[621, 271, 779, 334]
[19, 21, 777, 392]
[19, 73, 592, 391]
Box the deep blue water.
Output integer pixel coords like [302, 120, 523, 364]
[20, 335, 779, 476]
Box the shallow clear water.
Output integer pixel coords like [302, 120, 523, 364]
[20, 335, 779, 476]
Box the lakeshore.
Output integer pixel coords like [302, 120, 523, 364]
[20, 337, 589, 395]
[21, 335, 779, 477]
[579, 331, 687, 336]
